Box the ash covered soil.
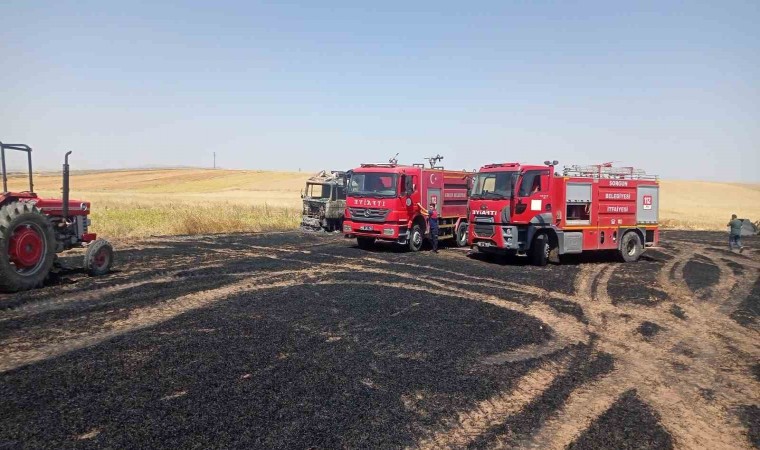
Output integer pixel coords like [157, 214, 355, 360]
[0, 231, 758, 449]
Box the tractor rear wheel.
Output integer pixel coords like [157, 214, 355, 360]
[0, 202, 56, 292]
[84, 239, 114, 276]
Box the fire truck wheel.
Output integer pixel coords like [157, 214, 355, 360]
[357, 237, 375, 250]
[408, 224, 424, 252]
[84, 239, 114, 276]
[620, 232, 643, 262]
[530, 234, 550, 266]
[455, 222, 468, 247]
[0, 201, 57, 292]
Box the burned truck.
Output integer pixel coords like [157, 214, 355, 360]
[301, 170, 347, 231]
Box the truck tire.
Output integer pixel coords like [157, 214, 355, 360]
[530, 233, 550, 266]
[357, 237, 375, 250]
[409, 224, 424, 252]
[0, 201, 56, 292]
[619, 232, 643, 262]
[84, 239, 114, 276]
[455, 222, 468, 247]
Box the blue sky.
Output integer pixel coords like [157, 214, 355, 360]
[1, 1, 758, 181]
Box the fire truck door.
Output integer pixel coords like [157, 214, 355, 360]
[513, 170, 551, 224]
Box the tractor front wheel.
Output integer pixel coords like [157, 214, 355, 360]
[84, 239, 114, 276]
[0, 202, 56, 292]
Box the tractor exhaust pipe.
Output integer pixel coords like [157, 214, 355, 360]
[62, 151, 72, 221]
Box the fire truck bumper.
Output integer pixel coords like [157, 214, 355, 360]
[343, 221, 407, 241]
[470, 224, 522, 251]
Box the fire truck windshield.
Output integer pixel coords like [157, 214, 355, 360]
[470, 171, 518, 200]
[348, 172, 399, 198]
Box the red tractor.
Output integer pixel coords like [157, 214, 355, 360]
[0, 141, 113, 292]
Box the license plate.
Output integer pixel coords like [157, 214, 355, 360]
[477, 241, 493, 248]
[359, 225, 374, 231]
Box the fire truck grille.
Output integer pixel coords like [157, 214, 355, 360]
[349, 208, 390, 222]
[474, 223, 495, 237]
[474, 215, 495, 223]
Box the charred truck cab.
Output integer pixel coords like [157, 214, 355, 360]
[468, 161, 659, 265]
[343, 157, 470, 251]
[301, 170, 347, 232]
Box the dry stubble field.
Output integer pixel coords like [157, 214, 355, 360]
[8, 168, 760, 237]
[0, 230, 758, 449]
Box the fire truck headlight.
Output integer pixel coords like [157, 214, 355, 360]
[506, 227, 512, 236]
[383, 228, 394, 236]
[343, 224, 352, 233]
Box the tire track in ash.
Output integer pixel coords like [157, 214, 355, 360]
[417, 352, 576, 449]
[507, 263, 627, 450]
[601, 249, 754, 449]
[315, 272, 589, 346]
[0, 245, 320, 320]
[588, 248, 756, 449]
[655, 249, 760, 443]
[521, 374, 632, 450]
[405, 243, 759, 450]
[346, 252, 753, 449]
[0, 265, 347, 373]
[0, 265, 226, 320]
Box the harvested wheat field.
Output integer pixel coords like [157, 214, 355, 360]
[8, 169, 311, 238]
[0, 231, 758, 449]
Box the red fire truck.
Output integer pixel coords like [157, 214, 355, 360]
[343, 156, 470, 251]
[467, 161, 659, 265]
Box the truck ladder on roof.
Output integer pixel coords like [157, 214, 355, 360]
[562, 163, 658, 181]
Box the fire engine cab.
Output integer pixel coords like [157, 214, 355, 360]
[467, 161, 659, 265]
[343, 156, 470, 251]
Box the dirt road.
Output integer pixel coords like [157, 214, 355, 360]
[1, 231, 758, 449]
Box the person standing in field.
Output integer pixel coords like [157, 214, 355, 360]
[727, 214, 745, 253]
[419, 202, 440, 253]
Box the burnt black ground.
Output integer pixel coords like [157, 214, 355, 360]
[637, 321, 664, 338]
[739, 405, 760, 449]
[732, 277, 760, 327]
[0, 230, 758, 449]
[567, 390, 673, 450]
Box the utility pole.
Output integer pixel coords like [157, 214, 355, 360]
[213, 152, 216, 169]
